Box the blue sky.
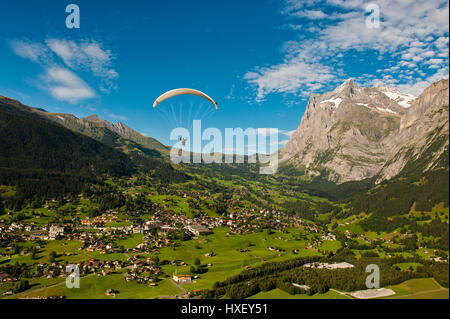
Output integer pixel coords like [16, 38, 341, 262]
[0, 0, 448, 152]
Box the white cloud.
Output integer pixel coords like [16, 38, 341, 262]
[46, 39, 118, 92]
[425, 58, 444, 65]
[422, 51, 435, 58]
[395, 68, 449, 96]
[245, 59, 336, 101]
[251, 128, 296, 137]
[43, 67, 96, 103]
[254, 128, 279, 135]
[225, 84, 235, 100]
[45, 39, 77, 67]
[107, 113, 128, 121]
[283, 129, 296, 137]
[290, 9, 328, 19]
[10, 38, 118, 103]
[10, 40, 50, 64]
[245, 0, 449, 101]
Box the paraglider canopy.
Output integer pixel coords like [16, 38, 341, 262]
[153, 88, 218, 110]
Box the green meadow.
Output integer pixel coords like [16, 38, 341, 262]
[156, 227, 324, 292]
[385, 278, 449, 299]
[248, 288, 349, 299]
[9, 271, 182, 299]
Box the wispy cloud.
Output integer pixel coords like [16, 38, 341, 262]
[10, 38, 118, 103]
[249, 128, 295, 137]
[281, 129, 296, 137]
[10, 40, 51, 64]
[245, 60, 337, 102]
[42, 67, 96, 103]
[225, 84, 235, 100]
[46, 39, 118, 92]
[106, 111, 128, 121]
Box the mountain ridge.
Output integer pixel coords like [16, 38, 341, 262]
[0, 95, 168, 157]
[47, 112, 169, 157]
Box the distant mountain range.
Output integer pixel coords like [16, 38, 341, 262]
[280, 79, 449, 184]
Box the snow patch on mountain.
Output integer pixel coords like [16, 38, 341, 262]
[377, 86, 416, 108]
[320, 97, 343, 109]
[376, 107, 397, 115]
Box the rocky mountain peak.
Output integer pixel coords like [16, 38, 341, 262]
[84, 114, 103, 123]
[307, 79, 365, 113]
[331, 78, 361, 98]
[83, 114, 116, 131]
[280, 79, 449, 184]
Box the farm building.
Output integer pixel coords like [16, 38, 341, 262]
[173, 274, 192, 284]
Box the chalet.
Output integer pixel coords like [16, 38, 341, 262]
[173, 274, 192, 284]
[3, 289, 13, 296]
[124, 273, 135, 282]
[185, 225, 212, 236]
[159, 225, 175, 234]
[105, 289, 116, 297]
[131, 224, 143, 234]
[144, 221, 159, 232]
[321, 233, 337, 241]
[0, 272, 16, 282]
[49, 225, 64, 240]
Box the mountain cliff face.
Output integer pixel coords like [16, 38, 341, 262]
[280, 79, 449, 184]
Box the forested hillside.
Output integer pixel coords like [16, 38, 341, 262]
[0, 97, 187, 209]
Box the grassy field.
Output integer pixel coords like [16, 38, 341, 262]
[385, 278, 449, 299]
[9, 271, 182, 299]
[2, 226, 325, 299]
[248, 288, 349, 299]
[157, 227, 322, 292]
[393, 262, 423, 271]
[335, 223, 364, 234]
[3, 239, 86, 266]
[320, 240, 342, 252]
[115, 234, 145, 249]
[0, 277, 65, 297]
[389, 289, 449, 299]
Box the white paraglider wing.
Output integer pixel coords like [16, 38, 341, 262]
[153, 88, 218, 109]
